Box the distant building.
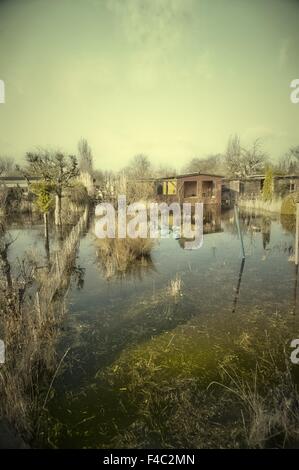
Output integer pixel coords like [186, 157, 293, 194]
[155, 172, 223, 205]
[222, 174, 299, 207]
[0, 175, 40, 189]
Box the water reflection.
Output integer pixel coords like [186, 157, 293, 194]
[261, 217, 271, 250]
[203, 205, 222, 234]
[281, 214, 296, 234]
[178, 205, 222, 249]
[2, 206, 299, 448]
[232, 258, 245, 313]
[222, 209, 294, 255]
[95, 236, 156, 280]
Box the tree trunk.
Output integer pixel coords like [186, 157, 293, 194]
[0, 245, 12, 292]
[44, 212, 50, 263]
[55, 193, 62, 226]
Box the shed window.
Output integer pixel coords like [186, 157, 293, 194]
[162, 180, 177, 195]
[184, 180, 197, 197]
[202, 180, 214, 197]
[157, 183, 163, 195]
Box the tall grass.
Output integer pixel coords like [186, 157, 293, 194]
[238, 196, 282, 214]
[0, 208, 89, 443]
[96, 235, 155, 279]
[0, 261, 66, 439]
[167, 274, 183, 302]
[212, 358, 299, 448]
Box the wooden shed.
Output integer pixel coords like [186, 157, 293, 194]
[156, 172, 222, 205]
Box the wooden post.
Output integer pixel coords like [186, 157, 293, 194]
[234, 204, 245, 259]
[295, 203, 299, 265]
[232, 258, 245, 313]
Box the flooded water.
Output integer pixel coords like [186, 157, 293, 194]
[4, 208, 299, 448]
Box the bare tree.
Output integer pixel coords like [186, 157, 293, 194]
[125, 154, 152, 179]
[25, 150, 79, 225]
[278, 146, 299, 174]
[182, 154, 225, 175]
[156, 165, 177, 178]
[120, 155, 154, 202]
[225, 134, 243, 177]
[78, 138, 93, 174]
[242, 138, 268, 176]
[0, 156, 14, 176]
[225, 135, 267, 178]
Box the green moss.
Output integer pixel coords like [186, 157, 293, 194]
[281, 192, 299, 215]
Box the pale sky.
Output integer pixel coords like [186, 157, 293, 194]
[0, 0, 299, 170]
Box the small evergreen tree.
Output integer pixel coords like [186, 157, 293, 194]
[262, 167, 274, 202]
[31, 181, 55, 214]
[31, 181, 55, 259]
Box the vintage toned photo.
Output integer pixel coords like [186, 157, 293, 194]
[0, 0, 299, 453]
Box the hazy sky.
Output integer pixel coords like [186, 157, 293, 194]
[0, 0, 299, 170]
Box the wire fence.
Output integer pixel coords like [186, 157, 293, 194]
[35, 206, 89, 317]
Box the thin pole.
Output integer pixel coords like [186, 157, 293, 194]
[295, 203, 299, 265]
[293, 263, 298, 314]
[232, 258, 245, 313]
[234, 204, 245, 259]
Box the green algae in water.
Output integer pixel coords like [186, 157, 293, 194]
[4, 209, 299, 448]
[40, 300, 299, 448]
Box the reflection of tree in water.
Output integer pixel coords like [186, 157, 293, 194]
[225, 210, 272, 244]
[0, 209, 89, 443]
[71, 264, 86, 290]
[202, 205, 222, 234]
[261, 217, 271, 250]
[280, 214, 296, 234]
[178, 205, 222, 249]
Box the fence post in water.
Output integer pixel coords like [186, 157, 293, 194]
[295, 203, 299, 265]
[234, 204, 245, 259]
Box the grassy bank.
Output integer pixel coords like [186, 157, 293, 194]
[238, 197, 282, 214]
[97, 309, 299, 448]
[0, 209, 89, 444]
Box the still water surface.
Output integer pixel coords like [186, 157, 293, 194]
[6, 209, 299, 447]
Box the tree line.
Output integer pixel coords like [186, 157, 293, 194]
[0, 134, 299, 218]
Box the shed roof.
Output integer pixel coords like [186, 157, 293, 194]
[159, 172, 223, 180]
[0, 175, 40, 181]
[224, 174, 299, 182]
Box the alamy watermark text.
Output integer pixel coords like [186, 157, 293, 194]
[95, 196, 203, 250]
[0, 79, 4, 104]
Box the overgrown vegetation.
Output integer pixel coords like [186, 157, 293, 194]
[92, 310, 299, 449]
[0, 210, 88, 444]
[281, 192, 299, 215]
[96, 234, 155, 279]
